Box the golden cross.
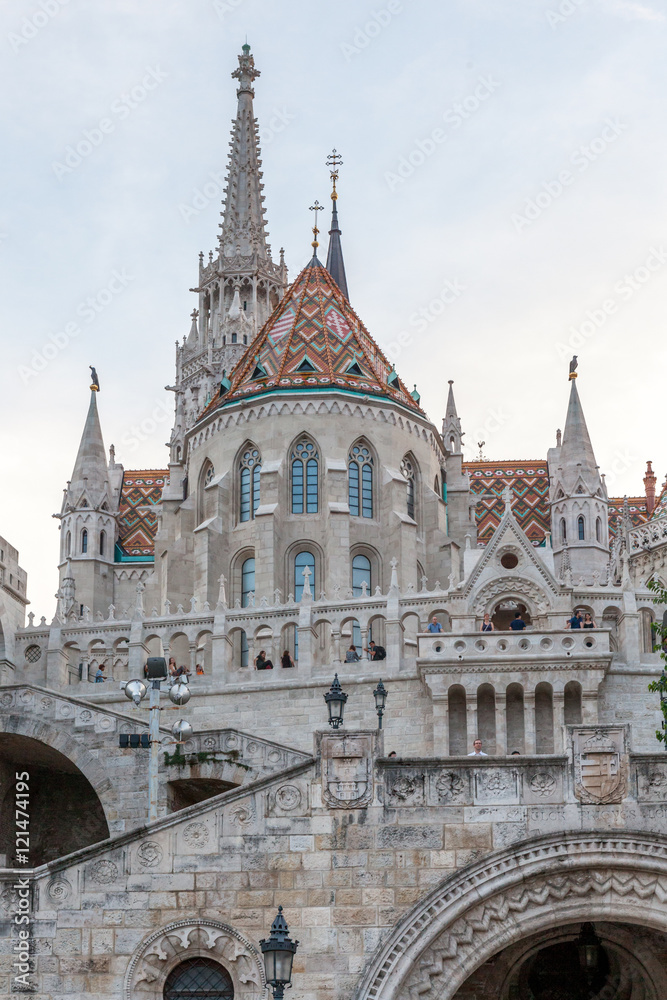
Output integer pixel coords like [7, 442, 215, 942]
[309, 200, 324, 253]
[326, 148, 343, 199]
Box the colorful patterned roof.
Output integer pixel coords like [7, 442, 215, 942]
[464, 460, 551, 546]
[607, 496, 648, 539]
[651, 482, 667, 520]
[207, 258, 423, 415]
[117, 470, 167, 558]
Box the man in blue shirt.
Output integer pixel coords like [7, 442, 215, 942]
[426, 615, 443, 633]
[509, 612, 526, 631]
[567, 611, 583, 629]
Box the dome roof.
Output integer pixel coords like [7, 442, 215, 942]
[208, 258, 423, 415]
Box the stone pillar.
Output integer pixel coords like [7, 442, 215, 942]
[524, 692, 536, 754]
[466, 695, 477, 749]
[433, 701, 449, 757]
[384, 619, 401, 672]
[189, 641, 197, 675]
[331, 628, 342, 667]
[46, 625, 69, 689]
[582, 689, 598, 724]
[360, 625, 369, 660]
[553, 690, 565, 752]
[128, 622, 149, 679]
[495, 691, 507, 755]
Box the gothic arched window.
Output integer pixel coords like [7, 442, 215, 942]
[81, 529, 88, 554]
[596, 517, 602, 543]
[352, 554, 371, 596]
[241, 557, 255, 607]
[66, 531, 71, 556]
[348, 442, 374, 518]
[99, 531, 105, 557]
[239, 447, 261, 522]
[560, 519, 566, 542]
[164, 958, 234, 1000]
[401, 455, 416, 520]
[294, 551, 316, 601]
[291, 439, 319, 514]
[577, 516, 585, 541]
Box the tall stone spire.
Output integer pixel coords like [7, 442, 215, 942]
[548, 369, 609, 583]
[166, 44, 288, 477]
[442, 380, 463, 454]
[325, 149, 349, 299]
[69, 390, 109, 498]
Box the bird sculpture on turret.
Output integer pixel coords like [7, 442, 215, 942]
[89, 366, 100, 391]
[568, 356, 578, 380]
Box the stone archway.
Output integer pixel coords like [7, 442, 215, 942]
[353, 832, 667, 1000]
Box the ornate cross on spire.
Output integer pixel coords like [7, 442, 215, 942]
[310, 200, 324, 255]
[326, 148, 343, 200]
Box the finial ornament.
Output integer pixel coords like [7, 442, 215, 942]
[309, 200, 324, 254]
[326, 148, 343, 200]
[569, 355, 578, 380]
[89, 366, 100, 391]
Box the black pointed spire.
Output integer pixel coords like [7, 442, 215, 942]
[325, 149, 349, 299]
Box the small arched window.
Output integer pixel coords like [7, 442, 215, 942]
[294, 551, 316, 601]
[241, 557, 255, 607]
[348, 442, 374, 518]
[596, 517, 602, 543]
[164, 957, 234, 1000]
[401, 456, 416, 520]
[560, 518, 566, 542]
[81, 529, 88, 554]
[577, 516, 585, 540]
[66, 531, 71, 556]
[352, 554, 371, 596]
[99, 531, 105, 557]
[292, 439, 319, 514]
[239, 447, 261, 522]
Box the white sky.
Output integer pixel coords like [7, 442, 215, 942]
[1, 0, 665, 617]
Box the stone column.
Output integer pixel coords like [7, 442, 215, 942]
[553, 690, 565, 753]
[46, 625, 69, 689]
[466, 695, 477, 749]
[189, 641, 197, 676]
[495, 691, 507, 755]
[432, 700, 449, 757]
[128, 622, 149, 679]
[582, 689, 599, 724]
[360, 625, 370, 660]
[331, 628, 342, 667]
[524, 692, 536, 754]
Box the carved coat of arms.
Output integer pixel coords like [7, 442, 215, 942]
[321, 734, 373, 809]
[573, 728, 627, 804]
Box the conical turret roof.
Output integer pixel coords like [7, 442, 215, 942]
[325, 198, 349, 299]
[210, 258, 422, 413]
[69, 390, 108, 496]
[558, 378, 601, 493]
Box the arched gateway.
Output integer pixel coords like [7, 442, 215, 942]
[354, 832, 667, 1000]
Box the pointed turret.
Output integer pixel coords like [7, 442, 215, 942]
[548, 369, 609, 583]
[325, 149, 349, 299]
[55, 386, 123, 619]
[442, 380, 463, 454]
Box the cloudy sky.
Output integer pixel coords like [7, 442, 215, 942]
[1, 0, 665, 616]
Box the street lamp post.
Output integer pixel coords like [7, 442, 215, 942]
[122, 657, 192, 822]
[260, 905, 299, 999]
[373, 679, 388, 729]
[324, 674, 348, 729]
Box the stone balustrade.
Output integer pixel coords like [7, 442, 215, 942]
[418, 627, 611, 663]
[629, 511, 667, 552]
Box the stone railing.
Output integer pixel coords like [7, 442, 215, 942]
[629, 511, 667, 552]
[418, 628, 611, 662]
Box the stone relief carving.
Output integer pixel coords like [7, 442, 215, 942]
[321, 734, 373, 809]
[88, 860, 119, 885]
[47, 876, 72, 902]
[527, 771, 557, 798]
[471, 575, 550, 617]
[137, 842, 163, 868]
[573, 727, 628, 804]
[474, 768, 520, 804]
[125, 920, 265, 1000]
[386, 772, 424, 805]
[432, 769, 470, 805]
[274, 784, 302, 811]
[183, 822, 210, 848]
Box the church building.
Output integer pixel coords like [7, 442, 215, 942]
[1, 44, 667, 1000]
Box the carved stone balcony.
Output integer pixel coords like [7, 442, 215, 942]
[418, 628, 611, 667]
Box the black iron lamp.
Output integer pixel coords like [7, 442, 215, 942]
[324, 674, 348, 729]
[260, 905, 299, 998]
[577, 922, 601, 979]
[373, 679, 388, 729]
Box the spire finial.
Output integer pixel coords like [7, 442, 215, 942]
[310, 200, 324, 256]
[326, 148, 343, 201]
[569, 355, 578, 380]
[89, 366, 100, 392]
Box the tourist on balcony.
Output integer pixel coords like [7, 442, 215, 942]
[481, 613, 494, 632]
[196, 663, 205, 676]
[255, 650, 274, 670]
[567, 610, 583, 629]
[468, 739, 487, 756]
[281, 649, 295, 669]
[583, 612, 596, 629]
[509, 612, 526, 631]
[426, 615, 443, 633]
[345, 644, 360, 662]
[367, 640, 386, 661]
[94, 664, 106, 683]
[168, 656, 178, 677]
